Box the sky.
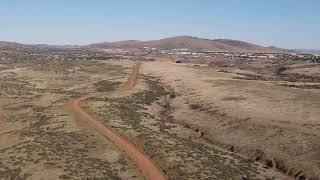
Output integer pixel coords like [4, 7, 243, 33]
[1, 0, 320, 49]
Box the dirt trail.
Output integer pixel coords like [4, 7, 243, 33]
[69, 63, 167, 180]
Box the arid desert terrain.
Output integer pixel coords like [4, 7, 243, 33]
[0, 46, 320, 180]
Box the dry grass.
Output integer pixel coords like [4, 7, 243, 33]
[84, 75, 286, 179]
[2, 51, 319, 179]
[141, 60, 320, 179]
[0, 58, 143, 179]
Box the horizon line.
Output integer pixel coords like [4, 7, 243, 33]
[0, 35, 319, 50]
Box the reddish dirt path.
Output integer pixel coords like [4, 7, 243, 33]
[69, 63, 167, 180]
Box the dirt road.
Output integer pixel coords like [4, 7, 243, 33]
[69, 63, 167, 180]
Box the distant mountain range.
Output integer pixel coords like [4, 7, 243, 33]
[294, 49, 320, 54]
[89, 36, 289, 53]
[0, 41, 81, 51]
[2, 36, 314, 53]
[0, 41, 24, 50]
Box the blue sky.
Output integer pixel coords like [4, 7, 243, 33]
[1, 0, 319, 49]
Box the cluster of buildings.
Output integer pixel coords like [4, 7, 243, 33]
[143, 47, 280, 60]
[3, 45, 318, 65]
[139, 47, 320, 63]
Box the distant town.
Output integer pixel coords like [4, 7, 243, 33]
[100, 46, 320, 64]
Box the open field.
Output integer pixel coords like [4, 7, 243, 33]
[0, 57, 143, 179]
[1, 50, 319, 179]
[139, 59, 320, 179]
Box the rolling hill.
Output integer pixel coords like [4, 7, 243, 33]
[89, 36, 288, 53]
[0, 41, 25, 51]
[1, 36, 289, 53]
[0, 41, 81, 51]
